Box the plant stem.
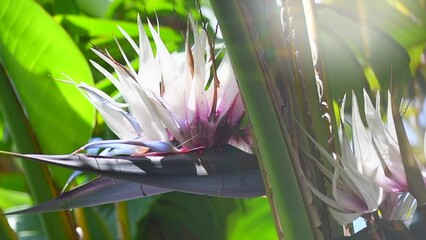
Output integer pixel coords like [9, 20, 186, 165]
[210, 1, 315, 239]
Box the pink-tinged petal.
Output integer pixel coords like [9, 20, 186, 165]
[228, 93, 245, 126]
[375, 139, 408, 191]
[364, 91, 409, 190]
[121, 79, 168, 141]
[341, 157, 383, 210]
[228, 135, 252, 154]
[332, 166, 367, 212]
[216, 53, 242, 122]
[351, 92, 397, 192]
[339, 138, 373, 198]
[340, 136, 384, 210]
[305, 177, 347, 212]
[145, 90, 186, 144]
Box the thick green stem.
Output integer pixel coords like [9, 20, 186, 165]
[0, 64, 77, 239]
[210, 1, 315, 239]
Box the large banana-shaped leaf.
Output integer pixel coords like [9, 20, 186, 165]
[0, 1, 94, 155]
[317, 5, 412, 97]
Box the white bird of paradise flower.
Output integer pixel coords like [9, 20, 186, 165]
[1, 15, 263, 215]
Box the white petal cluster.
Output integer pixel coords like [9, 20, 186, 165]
[71, 16, 250, 153]
[308, 90, 422, 225]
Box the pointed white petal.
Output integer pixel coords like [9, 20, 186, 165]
[228, 136, 252, 154]
[304, 177, 347, 212]
[114, 37, 138, 78]
[352, 92, 378, 173]
[117, 25, 139, 54]
[387, 91, 397, 140]
[147, 18, 179, 84]
[77, 83, 141, 139]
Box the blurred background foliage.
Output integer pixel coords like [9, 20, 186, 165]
[0, 0, 425, 239]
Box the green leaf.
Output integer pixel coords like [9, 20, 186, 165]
[54, 14, 183, 83]
[0, 1, 95, 155]
[0, 188, 31, 210]
[55, 15, 182, 50]
[317, 6, 412, 91]
[126, 196, 160, 239]
[226, 198, 276, 240]
[11, 212, 46, 240]
[0, 173, 28, 193]
[319, 26, 368, 103]
[75, 208, 114, 240]
[136, 193, 235, 239]
[0, 0, 95, 239]
[321, 1, 426, 48]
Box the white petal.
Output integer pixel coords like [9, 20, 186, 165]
[228, 136, 252, 154]
[147, 18, 179, 85]
[216, 53, 241, 121]
[387, 91, 397, 140]
[77, 83, 141, 139]
[137, 15, 161, 94]
[304, 178, 347, 212]
[352, 92, 379, 174]
[114, 37, 138, 78]
[333, 165, 367, 212]
[90, 60, 122, 93]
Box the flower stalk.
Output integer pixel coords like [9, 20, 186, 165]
[210, 1, 316, 239]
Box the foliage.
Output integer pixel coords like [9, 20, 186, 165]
[0, 0, 274, 239]
[0, 0, 425, 239]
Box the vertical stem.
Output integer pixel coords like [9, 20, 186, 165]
[210, 1, 315, 239]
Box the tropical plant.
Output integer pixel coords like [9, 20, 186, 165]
[1, 0, 426, 239]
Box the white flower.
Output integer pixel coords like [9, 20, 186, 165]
[71, 15, 250, 154]
[355, 90, 426, 193]
[306, 90, 425, 225]
[304, 109, 383, 224]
